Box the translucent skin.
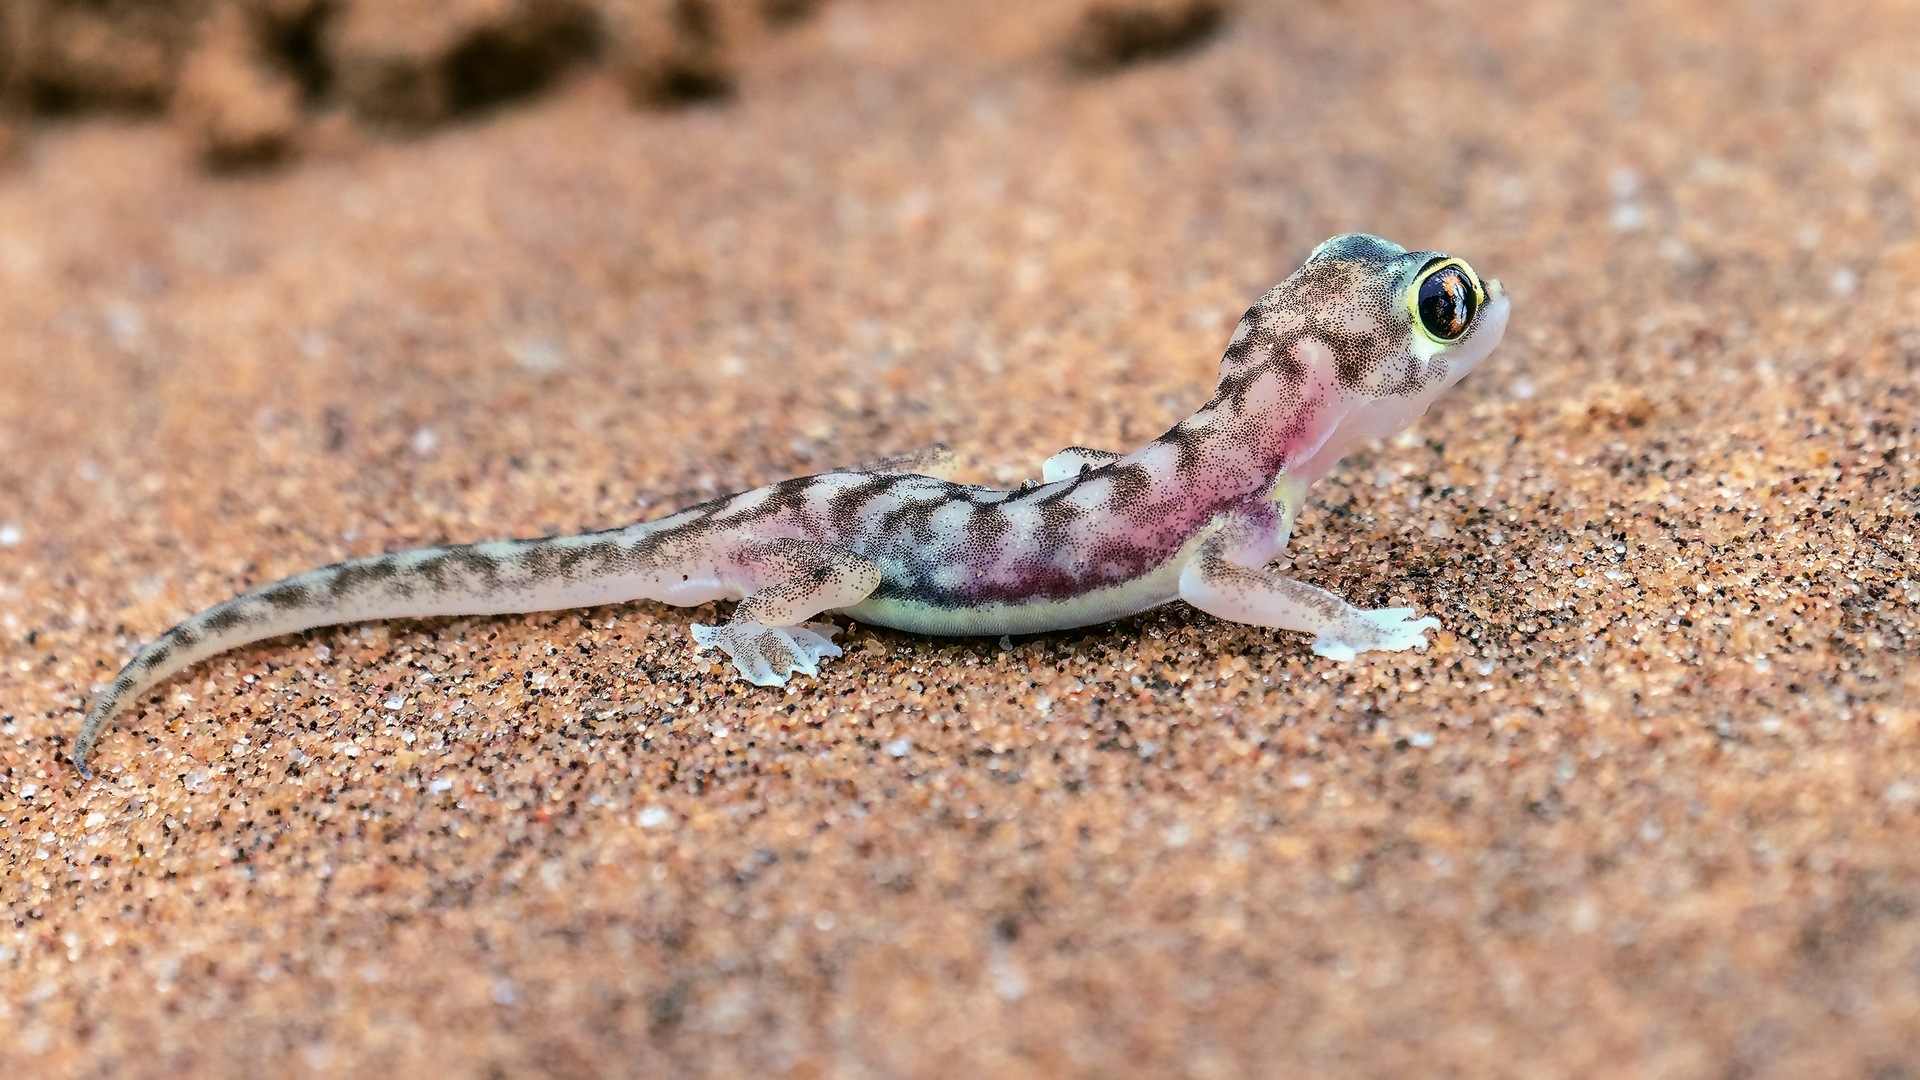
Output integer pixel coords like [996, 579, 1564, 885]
[73, 234, 1509, 777]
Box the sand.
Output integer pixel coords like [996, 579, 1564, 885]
[3, 0, 1919, 1075]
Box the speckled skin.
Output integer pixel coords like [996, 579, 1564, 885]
[72, 234, 1509, 777]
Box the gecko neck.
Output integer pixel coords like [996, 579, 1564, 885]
[1107, 369, 1350, 533]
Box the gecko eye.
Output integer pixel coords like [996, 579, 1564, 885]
[1412, 259, 1482, 343]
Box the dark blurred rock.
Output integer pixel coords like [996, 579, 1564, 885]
[330, 0, 600, 127]
[247, 0, 337, 103]
[0, 0, 826, 166]
[1065, 0, 1229, 72]
[756, 0, 822, 26]
[0, 0, 213, 112]
[605, 0, 759, 107]
[174, 4, 306, 170]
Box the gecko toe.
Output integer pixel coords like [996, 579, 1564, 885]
[1356, 609, 1441, 653]
[1310, 637, 1360, 662]
[796, 620, 842, 645]
[1313, 610, 1440, 660]
[743, 638, 789, 684]
[776, 622, 846, 677]
[789, 622, 844, 660]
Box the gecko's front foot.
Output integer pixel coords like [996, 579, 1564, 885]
[1309, 608, 1441, 662]
[690, 620, 845, 686]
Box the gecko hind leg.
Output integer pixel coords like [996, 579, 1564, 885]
[691, 539, 882, 686]
[835, 443, 959, 480]
[1041, 446, 1122, 483]
[1177, 524, 1439, 661]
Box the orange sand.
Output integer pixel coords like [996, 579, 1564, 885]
[3, 1, 1919, 1075]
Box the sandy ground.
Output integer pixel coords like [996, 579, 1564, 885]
[3, 0, 1920, 1076]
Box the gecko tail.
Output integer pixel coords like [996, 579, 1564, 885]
[72, 524, 668, 778]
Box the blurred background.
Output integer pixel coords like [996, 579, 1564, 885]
[2, 1, 1919, 1076]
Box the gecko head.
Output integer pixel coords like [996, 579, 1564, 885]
[1218, 233, 1509, 435]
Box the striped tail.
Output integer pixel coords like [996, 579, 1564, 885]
[73, 525, 676, 778]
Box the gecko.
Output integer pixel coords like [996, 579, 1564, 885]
[71, 234, 1509, 778]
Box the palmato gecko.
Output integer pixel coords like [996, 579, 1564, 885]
[73, 234, 1509, 777]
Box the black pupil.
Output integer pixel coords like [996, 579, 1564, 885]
[1418, 267, 1477, 340]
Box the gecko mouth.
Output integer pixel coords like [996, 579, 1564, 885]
[1454, 278, 1510, 376]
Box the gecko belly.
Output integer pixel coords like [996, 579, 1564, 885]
[838, 536, 1200, 637]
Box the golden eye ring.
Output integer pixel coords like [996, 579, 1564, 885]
[1409, 257, 1486, 343]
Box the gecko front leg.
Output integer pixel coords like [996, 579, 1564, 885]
[690, 538, 883, 685]
[1178, 515, 1440, 661]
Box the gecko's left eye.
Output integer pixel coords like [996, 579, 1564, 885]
[1412, 259, 1482, 343]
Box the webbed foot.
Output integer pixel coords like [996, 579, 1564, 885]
[1309, 608, 1441, 662]
[690, 620, 844, 686]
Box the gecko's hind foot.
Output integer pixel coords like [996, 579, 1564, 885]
[690, 620, 844, 686]
[1310, 608, 1441, 662]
